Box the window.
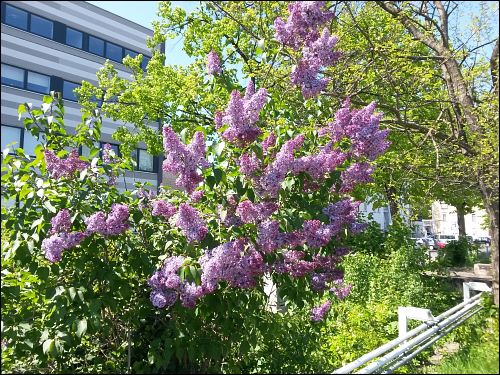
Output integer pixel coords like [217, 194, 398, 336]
[1, 125, 22, 153]
[100, 142, 120, 158]
[63, 81, 80, 101]
[30, 14, 53, 39]
[27, 71, 50, 94]
[442, 214, 447, 221]
[137, 149, 154, 172]
[1, 64, 24, 88]
[471, 214, 476, 223]
[23, 131, 45, 156]
[88, 36, 105, 56]
[124, 49, 138, 58]
[106, 42, 122, 62]
[4, 4, 28, 30]
[141, 56, 150, 70]
[66, 27, 83, 49]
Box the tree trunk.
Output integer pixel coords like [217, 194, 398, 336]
[479, 177, 499, 306]
[456, 203, 467, 237]
[385, 184, 399, 219]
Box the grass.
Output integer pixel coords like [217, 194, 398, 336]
[421, 315, 499, 374]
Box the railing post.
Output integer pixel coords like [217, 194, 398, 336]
[398, 307, 435, 339]
[463, 281, 491, 301]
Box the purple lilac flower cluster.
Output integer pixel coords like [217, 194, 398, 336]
[162, 126, 209, 194]
[152, 199, 177, 219]
[207, 50, 222, 75]
[235, 200, 278, 224]
[102, 143, 113, 164]
[200, 238, 265, 292]
[258, 135, 304, 198]
[339, 162, 374, 193]
[291, 142, 346, 180]
[262, 133, 277, 155]
[310, 300, 332, 322]
[148, 256, 185, 308]
[190, 190, 205, 203]
[319, 98, 390, 161]
[274, 1, 334, 50]
[217, 80, 268, 146]
[42, 209, 86, 263]
[148, 256, 207, 309]
[50, 209, 72, 234]
[330, 281, 353, 300]
[274, 2, 340, 98]
[239, 152, 261, 176]
[150, 239, 266, 309]
[218, 194, 243, 228]
[44, 150, 88, 179]
[85, 203, 130, 237]
[175, 203, 208, 243]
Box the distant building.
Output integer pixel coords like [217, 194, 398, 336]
[430, 201, 489, 239]
[1, 1, 164, 197]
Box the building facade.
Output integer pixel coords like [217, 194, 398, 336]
[430, 201, 489, 239]
[1, 1, 162, 195]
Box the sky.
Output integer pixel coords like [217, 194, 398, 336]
[87, 1, 197, 66]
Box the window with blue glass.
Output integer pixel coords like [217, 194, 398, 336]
[124, 49, 138, 58]
[63, 81, 80, 101]
[1, 125, 22, 154]
[100, 142, 120, 159]
[23, 131, 46, 156]
[66, 27, 83, 49]
[30, 14, 53, 39]
[4, 4, 28, 30]
[141, 56, 150, 70]
[137, 149, 154, 172]
[1, 64, 24, 88]
[106, 42, 123, 62]
[27, 71, 50, 94]
[88, 35, 105, 56]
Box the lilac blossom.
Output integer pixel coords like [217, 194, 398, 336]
[50, 209, 72, 234]
[199, 239, 265, 293]
[150, 289, 178, 309]
[319, 99, 390, 160]
[152, 200, 177, 219]
[207, 50, 222, 75]
[85, 204, 129, 237]
[162, 126, 209, 194]
[44, 149, 88, 179]
[239, 152, 261, 176]
[310, 300, 332, 322]
[262, 132, 277, 155]
[175, 203, 207, 243]
[235, 200, 278, 224]
[274, 2, 334, 50]
[340, 162, 374, 192]
[190, 190, 204, 203]
[42, 231, 86, 263]
[218, 80, 268, 146]
[258, 134, 304, 198]
[331, 282, 352, 300]
[102, 143, 113, 164]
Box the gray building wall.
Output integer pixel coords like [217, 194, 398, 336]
[1, 1, 162, 192]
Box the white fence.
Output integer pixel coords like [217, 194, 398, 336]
[333, 282, 491, 374]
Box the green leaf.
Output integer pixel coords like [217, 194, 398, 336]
[43, 339, 56, 356]
[68, 287, 77, 301]
[43, 201, 57, 213]
[215, 141, 225, 156]
[76, 319, 87, 338]
[18, 104, 26, 120]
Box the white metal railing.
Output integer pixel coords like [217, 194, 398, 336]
[332, 282, 491, 374]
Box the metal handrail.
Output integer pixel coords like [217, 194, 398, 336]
[333, 281, 491, 374]
[332, 292, 482, 374]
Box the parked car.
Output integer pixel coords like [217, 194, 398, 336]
[436, 240, 446, 249]
[434, 234, 457, 245]
[474, 236, 491, 245]
[423, 237, 435, 249]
